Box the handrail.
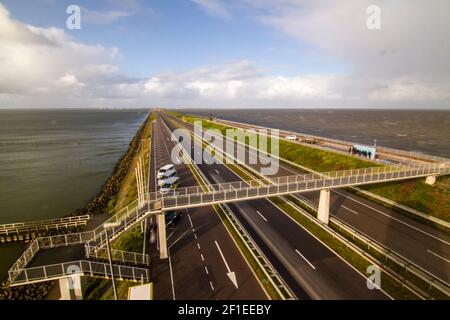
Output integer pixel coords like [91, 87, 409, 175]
[0, 215, 90, 231]
[143, 163, 449, 211]
[214, 118, 450, 164]
[86, 245, 150, 266]
[9, 260, 150, 286]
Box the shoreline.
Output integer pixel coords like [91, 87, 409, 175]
[0, 111, 152, 300]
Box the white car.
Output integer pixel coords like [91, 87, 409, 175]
[157, 164, 175, 180]
[157, 169, 177, 186]
[160, 177, 180, 195]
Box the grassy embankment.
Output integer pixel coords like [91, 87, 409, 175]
[360, 176, 450, 223]
[171, 111, 449, 224]
[84, 112, 156, 300]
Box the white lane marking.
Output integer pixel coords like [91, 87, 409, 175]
[197, 243, 201, 250]
[295, 249, 316, 270]
[200, 254, 205, 262]
[168, 251, 176, 300]
[256, 210, 268, 222]
[215, 169, 220, 175]
[167, 230, 176, 241]
[334, 190, 450, 246]
[341, 205, 359, 215]
[215, 241, 239, 289]
[204, 266, 209, 275]
[188, 214, 193, 228]
[194, 233, 197, 240]
[209, 281, 215, 292]
[427, 250, 450, 264]
[168, 228, 191, 249]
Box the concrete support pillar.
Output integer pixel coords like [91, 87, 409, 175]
[318, 189, 330, 225]
[425, 175, 436, 185]
[59, 275, 83, 300]
[157, 213, 168, 259]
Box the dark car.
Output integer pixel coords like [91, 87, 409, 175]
[165, 210, 182, 227]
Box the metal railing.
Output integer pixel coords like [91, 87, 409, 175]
[37, 231, 96, 249]
[86, 246, 150, 266]
[0, 215, 90, 235]
[215, 118, 450, 165]
[8, 239, 40, 276]
[145, 163, 449, 211]
[9, 260, 150, 286]
[84, 198, 149, 254]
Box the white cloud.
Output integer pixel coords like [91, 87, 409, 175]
[253, 0, 450, 79]
[82, 8, 136, 25]
[1, 1, 449, 109]
[191, 0, 232, 19]
[0, 3, 146, 106]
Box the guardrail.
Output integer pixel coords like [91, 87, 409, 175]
[84, 198, 152, 254]
[86, 246, 150, 266]
[0, 215, 90, 236]
[293, 194, 450, 298]
[9, 260, 150, 286]
[163, 117, 295, 299]
[215, 118, 450, 165]
[9, 228, 150, 283]
[8, 239, 40, 277]
[146, 163, 449, 211]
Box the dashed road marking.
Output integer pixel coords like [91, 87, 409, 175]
[295, 249, 316, 270]
[341, 205, 359, 215]
[256, 210, 268, 222]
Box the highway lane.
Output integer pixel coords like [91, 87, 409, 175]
[174, 114, 450, 284]
[162, 113, 388, 300]
[151, 116, 267, 300]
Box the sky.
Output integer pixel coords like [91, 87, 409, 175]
[0, 0, 449, 109]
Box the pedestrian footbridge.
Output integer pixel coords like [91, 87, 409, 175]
[7, 162, 448, 297]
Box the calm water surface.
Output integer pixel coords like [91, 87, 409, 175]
[0, 109, 148, 280]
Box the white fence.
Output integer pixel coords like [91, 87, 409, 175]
[216, 118, 450, 164]
[86, 246, 150, 266]
[149, 164, 449, 211]
[9, 260, 150, 286]
[0, 215, 90, 235]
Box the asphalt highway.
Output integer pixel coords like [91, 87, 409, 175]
[150, 116, 267, 300]
[173, 114, 450, 284]
[162, 113, 389, 300]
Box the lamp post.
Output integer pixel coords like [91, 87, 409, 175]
[103, 221, 122, 300]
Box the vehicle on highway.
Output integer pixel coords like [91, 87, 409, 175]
[160, 176, 180, 195]
[165, 210, 182, 226]
[157, 168, 177, 186]
[157, 164, 175, 179]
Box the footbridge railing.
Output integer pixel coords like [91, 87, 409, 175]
[0, 215, 90, 236]
[150, 163, 449, 211]
[9, 260, 150, 286]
